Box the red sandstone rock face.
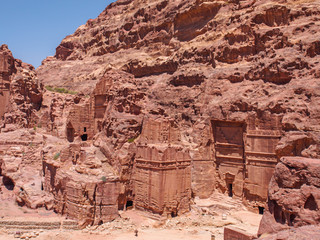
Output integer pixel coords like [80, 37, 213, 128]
[0, 129, 53, 210]
[2, 0, 320, 226]
[35, 0, 320, 219]
[258, 156, 320, 236]
[0, 46, 46, 210]
[42, 143, 120, 226]
[259, 225, 320, 240]
[0, 44, 42, 130]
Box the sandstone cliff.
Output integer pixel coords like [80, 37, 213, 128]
[36, 0, 320, 215]
[0, 45, 49, 210]
[0, 44, 42, 130]
[258, 156, 320, 238]
[1, 0, 320, 227]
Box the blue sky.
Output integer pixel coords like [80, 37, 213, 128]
[0, 0, 115, 68]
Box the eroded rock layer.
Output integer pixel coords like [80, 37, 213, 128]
[258, 156, 320, 236]
[35, 0, 320, 219]
[1, 0, 320, 227]
[0, 44, 42, 130]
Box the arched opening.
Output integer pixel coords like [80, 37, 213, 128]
[126, 200, 133, 210]
[273, 200, 286, 224]
[81, 134, 88, 141]
[171, 211, 177, 218]
[228, 183, 233, 197]
[3, 176, 15, 190]
[258, 206, 265, 215]
[304, 195, 318, 211]
[98, 220, 103, 225]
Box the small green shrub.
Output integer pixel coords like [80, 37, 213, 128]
[128, 138, 136, 143]
[45, 86, 77, 95]
[33, 126, 37, 131]
[45, 86, 54, 91]
[53, 152, 61, 160]
[101, 176, 107, 183]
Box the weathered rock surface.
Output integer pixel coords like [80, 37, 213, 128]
[34, 0, 320, 220]
[0, 129, 53, 209]
[259, 225, 320, 240]
[1, 0, 320, 228]
[0, 46, 47, 210]
[0, 44, 42, 130]
[258, 156, 320, 236]
[42, 142, 120, 226]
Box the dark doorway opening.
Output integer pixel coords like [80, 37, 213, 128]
[304, 195, 318, 211]
[98, 220, 103, 225]
[171, 211, 177, 218]
[126, 200, 133, 210]
[228, 184, 233, 197]
[3, 176, 15, 190]
[84, 127, 87, 132]
[289, 214, 296, 226]
[81, 134, 88, 141]
[258, 206, 265, 215]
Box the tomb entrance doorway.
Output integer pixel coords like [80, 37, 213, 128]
[212, 120, 245, 198]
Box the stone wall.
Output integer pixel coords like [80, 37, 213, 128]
[42, 144, 120, 226]
[66, 103, 95, 142]
[134, 145, 191, 217]
[244, 113, 282, 206]
[212, 113, 282, 209]
[133, 119, 191, 217]
[224, 226, 255, 240]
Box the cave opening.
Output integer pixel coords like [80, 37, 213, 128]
[304, 195, 318, 211]
[289, 214, 296, 226]
[126, 200, 133, 210]
[3, 176, 15, 190]
[98, 220, 103, 225]
[81, 134, 88, 141]
[171, 211, 177, 218]
[273, 201, 286, 224]
[228, 183, 233, 197]
[258, 206, 265, 215]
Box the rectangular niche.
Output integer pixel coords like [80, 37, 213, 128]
[95, 95, 107, 118]
[212, 120, 245, 167]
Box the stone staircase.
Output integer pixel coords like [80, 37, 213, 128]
[0, 219, 79, 230]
